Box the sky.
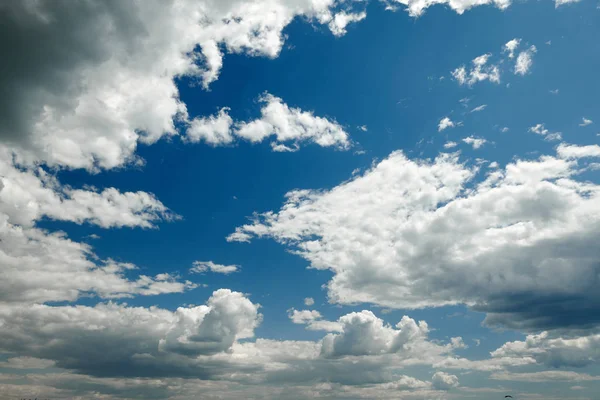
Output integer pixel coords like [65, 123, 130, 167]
[1, 0, 600, 399]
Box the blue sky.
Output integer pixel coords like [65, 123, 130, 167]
[1, 0, 600, 399]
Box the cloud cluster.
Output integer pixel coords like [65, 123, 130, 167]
[186, 93, 351, 150]
[230, 145, 600, 333]
[190, 261, 240, 275]
[452, 54, 501, 86]
[0, 0, 368, 171]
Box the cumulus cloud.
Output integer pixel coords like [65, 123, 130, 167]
[438, 117, 455, 132]
[190, 261, 239, 275]
[462, 136, 487, 149]
[490, 370, 600, 382]
[452, 53, 501, 86]
[503, 38, 521, 58]
[491, 331, 600, 368]
[0, 0, 364, 171]
[557, 143, 600, 159]
[514, 45, 537, 75]
[528, 123, 562, 141]
[289, 309, 343, 332]
[444, 141, 458, 149]
[0, 289, 261, 377]
[383, 0, 511, 18]
[304, 297, 315, 306]
[579, 117, 593, 127]
[321, 311, 433, 357]
[185, 94, 351, 150]
[431, 371, 459, 390]
[234, 93, 351, 150]
[230, 147, 600, 332]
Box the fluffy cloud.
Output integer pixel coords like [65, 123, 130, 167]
[383, 0, 511, 18]
[234, 93, 351, 149]
[503, 38, 521, 58]
[490, 370, 600, 382]
[514, 45, 537, 75]
[288, 308, 343, 332]
[321, 311, 434, 357]
[0, 0, 364, 171]
[304, 297, 315, 306]
[438, 117, 455, 132]
[0, 154, 175, 229]
[0, 217, 195, 304]
[444, 141, 458, 149]
[529, 123, 562, 142]
[230, 147, 600, 332]
[462, 136, 487, 149]
[452, 53, 501, 86]
[557, 143, 600, 159]
[491, 331, 600, 368]
[0, 289, 261, 377]
[185, 93, 351, 150]
[190, 261, 240, 275]
[431, 371, 459, 390]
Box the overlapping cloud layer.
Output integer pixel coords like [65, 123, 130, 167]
[230, 146, 600, 333]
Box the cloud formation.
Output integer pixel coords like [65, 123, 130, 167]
[230, 146, 600, 332]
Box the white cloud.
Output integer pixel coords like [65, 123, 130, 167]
[431, 371, 459, 390]
[462, 136, 487, 149]
[0, 289, 262, 376]
[0, 218, 195, 304]
[579, 117, 593, 127]
[230, 148, 600, 332]
[185, 108, 235, 145]
[470, 104, 487, 113]
[491, 331, 600, 368]
[555, 0, 582, 7]
[328, 11, 367, 37]
[550, 89, 560, 94]
[557, 143, 600, 159]
[490, 370, 600, 382]
[235, 93, 351, 149]
[503, 38, 521, 58]
[358, 125, 368, 132]
[321, 311, 433, 357]
[383, 0, 511, 18]
[0, 0, 364, 171]
[185, 95, 351, 150]
[514, 45, 537, 75]
[438, 117, 456, 132]
[452, 54, 501, 86]
[304, 297, 315, 306]
[190, 261, 240, 275]
[444, 141, 458, 149]
[528, 123, 562, 141]
[289, 308, 343, 332]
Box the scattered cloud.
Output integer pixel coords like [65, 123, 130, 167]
[185, 94, 351, 150]
[470, 104, 487, 113]
[528, 123, 562, 141]
[515, 45, 537, 75]
[304, 297, 315, 306]
[452, 54, 501, 86]
[444, 141, 458, 149]
[438, 117, 456, 131]
[383, 0, 511, 18]
[432, 371, 459, 390]
[579, 117, 593, 127]
[490, 370, 600, 382]
[230, 148, 600, 333]
[462, 136, 487, 149]
[503, 38, 521, 58]
[190, 261, 240, 275]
